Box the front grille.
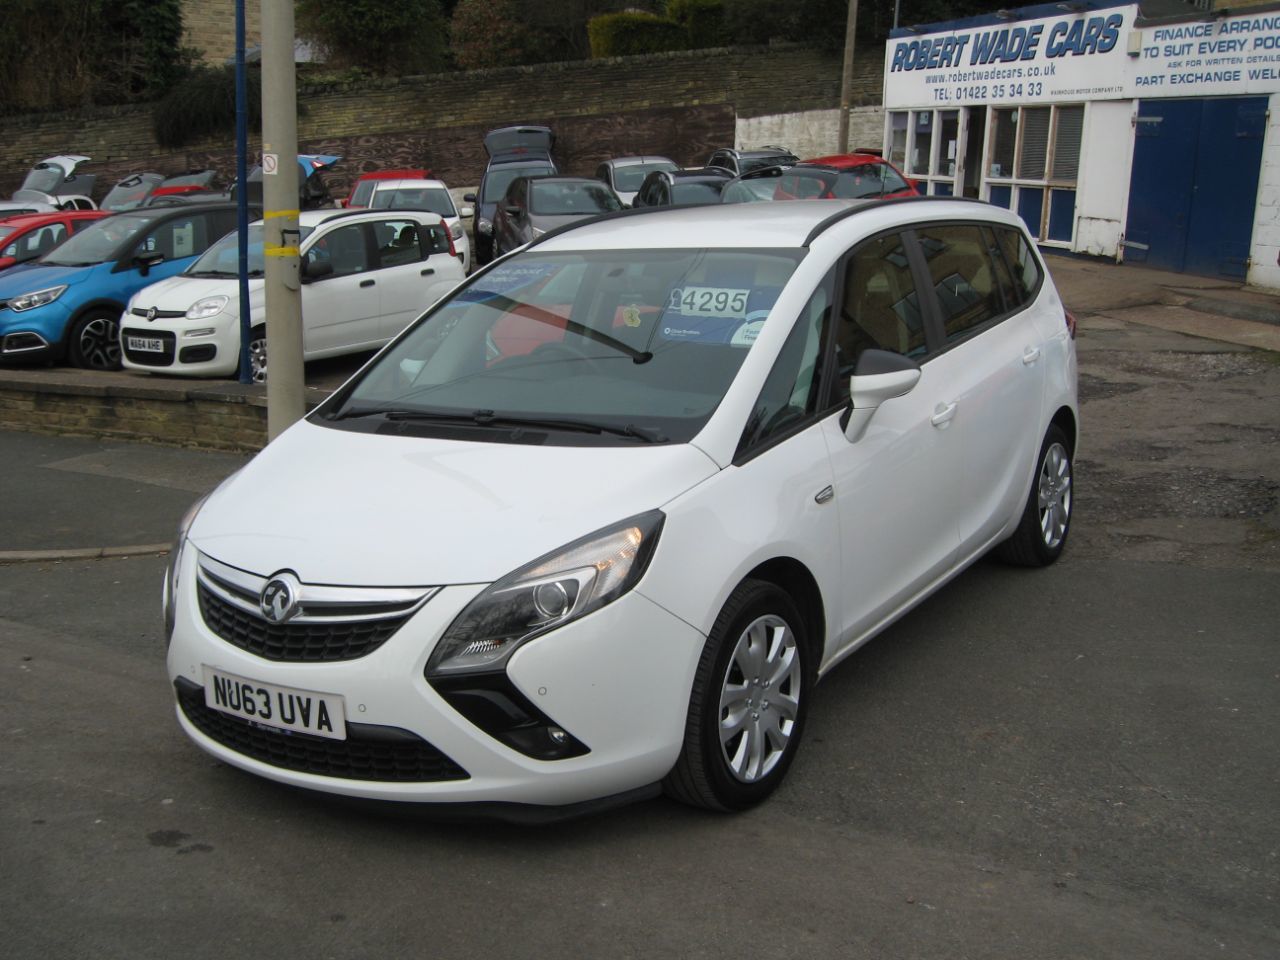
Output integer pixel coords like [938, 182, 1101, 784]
[195, 554, 436, 663]
[121, 327, 176, 366]
[176, 680, 469, 782]
[130, 306, 187, 318]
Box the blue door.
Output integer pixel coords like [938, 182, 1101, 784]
[1125, 97, 1265, 279]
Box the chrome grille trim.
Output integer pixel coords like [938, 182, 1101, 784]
[196, 553, 438, 625]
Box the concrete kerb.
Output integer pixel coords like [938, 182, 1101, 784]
[0, 543, 171, 565]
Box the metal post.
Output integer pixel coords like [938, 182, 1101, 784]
[235, 0, 251, 384]
[837, 0, 860, 154]
[261, 0, 305, 439]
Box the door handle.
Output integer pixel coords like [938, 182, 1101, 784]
[359, 279, 375, 288]
[930, 401, 958, 427]
[1022, 346, 1041, 365]
[420, 267, 435, 276]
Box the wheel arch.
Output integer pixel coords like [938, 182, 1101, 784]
[740, 556, 826, 671]
[1049, 405, 1077, 454]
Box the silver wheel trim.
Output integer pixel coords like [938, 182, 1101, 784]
[79, 316, 120, 369]
[718, 614, 801, 784]
[249, 334, 267, 384]
[1037, 441, 1072, 549]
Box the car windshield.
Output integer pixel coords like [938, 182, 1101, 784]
[721, 180, 786, 204]
[833, 162, 910, 199]
[41, 214, 151, 266]
[163, 171, 215, 187]
[612, 162, 679, 192]
[529, 182, 621, 216]
[740, 155, 798, 175]
[0, 226, 15, 242]
[324, 247, 804, 445]
[482, 165, 555, 203]
[371, 187, 457, 217]
[102, 174, 164, 211]
[186, 224, 316, 277]
[19, 166, 64, 195]
[671, 182, 725, 204]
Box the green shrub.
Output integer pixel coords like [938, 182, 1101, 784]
[588, 12, 688, 58]
[295, 0, 449, 75]
[152, 66, 263, 149]
[666, 0, 727, 49]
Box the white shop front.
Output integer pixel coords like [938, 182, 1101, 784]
[882, 1, 1280, 286]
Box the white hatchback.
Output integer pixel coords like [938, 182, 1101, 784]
[164, 199, 1077, 816]
[366, 178, 473, 273]
[120, 209, 465, 382]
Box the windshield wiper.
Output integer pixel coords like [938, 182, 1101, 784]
[327, 406, 666, 442]
[185, 270, 237, 278]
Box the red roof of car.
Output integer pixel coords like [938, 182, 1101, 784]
[0, 210, 111, 227]
[803, 152, 888, 170]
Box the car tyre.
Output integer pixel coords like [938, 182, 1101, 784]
[664, 579, 811, 812]
[995, 423, 1073, 567]
[68, 308, 122, 370]
[245, 327, 267, 384]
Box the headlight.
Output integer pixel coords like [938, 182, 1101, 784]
[9, 285, 67, 312]
[449, 221, 463, 240]
[426, 510, 664, 678]
[163, 493, 208, 644]
[186, 295, 228, 320]
[477, 218, 493, 236]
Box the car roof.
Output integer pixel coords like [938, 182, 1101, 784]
[296, 208, 445, 228]
[368, 179, 450, 192]
[522, 176, 606, 186]
[604, 156, 676, 168]
[804, 153, 891, 170]
[0, 210, 109, 228]
[535, 197, 1015, 253]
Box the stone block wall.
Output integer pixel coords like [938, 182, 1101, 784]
[183, 0, 261, 64]
[0, 43, 885, 200]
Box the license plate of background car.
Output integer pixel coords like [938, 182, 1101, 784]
[126, 337, 164, 352]
[202, 666, 347, 740]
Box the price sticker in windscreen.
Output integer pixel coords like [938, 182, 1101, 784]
[668, 286, 750, 318]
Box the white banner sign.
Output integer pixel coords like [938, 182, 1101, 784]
[884, 8, 1136, 109]
[1132, 11, 1280, 97]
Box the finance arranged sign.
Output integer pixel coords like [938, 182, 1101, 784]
[884, 4, 1280, 108]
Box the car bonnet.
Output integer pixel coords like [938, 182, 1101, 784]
[189, 419, 721, 586]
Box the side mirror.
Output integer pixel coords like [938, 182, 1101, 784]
[459, 206, 474, 218]
[503, 204, 521, 217]
[843, 350, 921, 443]
[135, 250, 165, 276]
[462, 193, 477, 203]
[302, 257, 333, 283]
[907, 179, 922, 192]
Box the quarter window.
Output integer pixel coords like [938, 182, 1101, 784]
[373, 219, 428, 268]
[992, 226, 1042, 304]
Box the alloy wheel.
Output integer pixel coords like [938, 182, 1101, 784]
[718, 614, 801, 783]
[1037, 441, 1072, 549]
[78, 316, 120, 369]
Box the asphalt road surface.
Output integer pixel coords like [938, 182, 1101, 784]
[1, 313, 1277, 959]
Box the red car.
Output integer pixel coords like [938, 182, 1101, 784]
[799, 150, 920, 199]
[0, 210, 112, 274]
[341, 169, 433, 209]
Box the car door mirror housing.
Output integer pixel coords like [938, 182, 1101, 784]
[302, 257, 334, 283]
[844, 350, 922, 443]
[462, 193, 477, 203]
[503, 204, 521, 217]
[459, 206, 474, 218]
[134, 250, 164, 275]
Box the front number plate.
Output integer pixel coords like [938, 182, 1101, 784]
[127, 336, 164, 352]
[202, 666, 347, 740]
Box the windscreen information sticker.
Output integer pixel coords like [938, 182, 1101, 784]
[660, 286, 773, 345]
[458, 262, 558, 303]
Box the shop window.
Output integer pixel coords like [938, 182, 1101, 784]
[1052, 106, 1084, 181]
[1018, 107, 1051, 180]
[936, 111, 959, 178]
[911, 111, 933, 176]
[990, 109, 1017, 179]
[889, 113, 908, 170]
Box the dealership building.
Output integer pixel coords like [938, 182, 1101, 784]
[882, 1, 1280, 287]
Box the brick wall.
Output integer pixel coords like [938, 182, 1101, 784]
[0, 43, 885, 199]
[182, 0, 261, 64]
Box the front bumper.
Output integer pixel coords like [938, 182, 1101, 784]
[166, 546, 705, 806]
[0, 300, 71, 360]
[120, 310, 240, 377]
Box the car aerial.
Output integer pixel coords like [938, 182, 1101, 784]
[164, 197, 1077, 818]
[465, 125, 557, 267]
[705, 145, 800, 176]
[121, 208, 465, 383]
[0, 210, 112, 274]
[631, 167, 732, 208]
[720, 157, 919, 205]
[491, 175, 622, 258]
[594, 156, 680, 207]
[341, 169, 432, 209]
[0, 203, 244, 368]
[366, 178, 472, 272]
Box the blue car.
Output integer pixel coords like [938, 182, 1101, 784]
[0, 203, 243, 369]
